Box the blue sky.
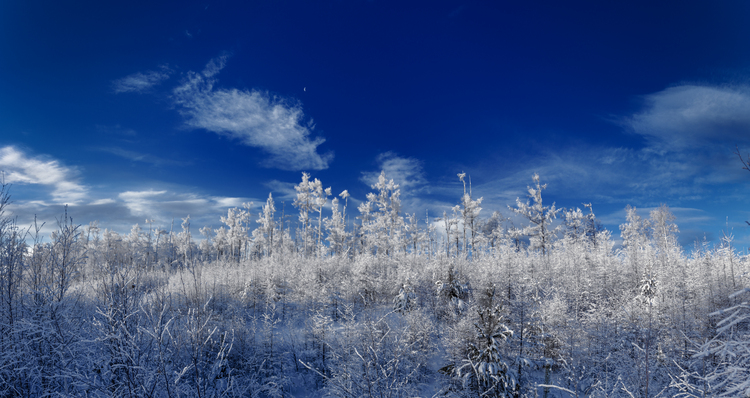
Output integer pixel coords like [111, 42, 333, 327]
[2, 0, 750, 249]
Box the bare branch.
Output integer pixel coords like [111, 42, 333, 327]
[734, 145, 750, 172]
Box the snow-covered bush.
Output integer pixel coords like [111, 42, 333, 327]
[436, 265, 471, 318]
[442, 300, 516, 397]
[393, 280, 417, 314]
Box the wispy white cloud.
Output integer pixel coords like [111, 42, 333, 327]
[112, 66, 173, 94]
[212, 197, 246, 208]
[90, 198, 116, 206]
[118, 190, 169, 215]
[361, 152, 427, 192]
[469, 84, 750, 210]
[9, 187, 259, 240]
[468, 145, 719, 211]
[624, 84, 750, 151]
[117, 189, 258, 224]
[0, 146, 259, 236]
[172, 55, 333, 171]
[0, 146, 87, 204]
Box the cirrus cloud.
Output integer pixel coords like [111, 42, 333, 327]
[172, 55, 333, 171]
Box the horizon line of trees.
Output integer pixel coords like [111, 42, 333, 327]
[80, 171, 672, 268]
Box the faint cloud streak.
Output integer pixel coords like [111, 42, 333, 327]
[112, 66, 173, 94]
[97, 147, 190, 166]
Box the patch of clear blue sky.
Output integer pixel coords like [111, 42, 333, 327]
[2, 0, 750, 249]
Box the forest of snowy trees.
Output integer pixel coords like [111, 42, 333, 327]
[0, 169, 748, 397]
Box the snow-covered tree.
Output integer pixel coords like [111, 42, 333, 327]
[650, 204, 679, 269]
[220, 204, 252, 262]
[48, 206, 85, 302]
[254, 193, 276, 258]
[293, 172, 330, 256]
[509, 173, 561, 257]
[458, 172, 483, 257]
[404, 212, 430, 255]
[444, 287, 516, 397]
[177, 215, 194, 264]
[211, 226, 227, 259]
[325, 190, 350, 256]
[199, 225, 214, 261]
[0, 183, 24, 340]
[358, 171, 404, 256]
[439, 209, 461, 257]
[620, 205, 653, 288]
[482, 211, 505, 249]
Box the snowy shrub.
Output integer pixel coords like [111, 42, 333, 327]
[442, 302, 516, 397]
[393, 280, 417, 314]
[436, 265, 471, 318]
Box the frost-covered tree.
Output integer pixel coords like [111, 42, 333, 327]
[457, 172, 483, 257]
[404, 212, 430, 255]
[461, 306, 515, 397]
[563, 203, 602, 244]
[176, 215, 195, 265]
[439, 209, 460, 257]
[316, 186, 332, 254]
[620, 205, 653, 288]
[212, 226, 228, 259]
[444, 287, 516, 397]
[48, 206, 85, 302]
[220, 204, 252, 262]
[293, 172, 330, 256]
[650, 204, 679, 269]
[294, 172, 313, 256]
[509, 173, 560, 257]
[481, 211, 505, 249]
[563, 206, 587, 241]
[358, 171, 404, 256]
[0, 183, 24, 343]
[325, 190, 350, 256]
[254, 193, 276, 258]
[199, 225, 214, 261]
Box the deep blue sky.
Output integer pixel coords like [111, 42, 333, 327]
[2, 0, 750, 249]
